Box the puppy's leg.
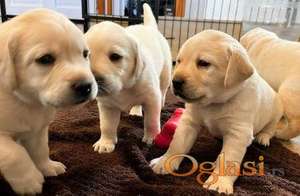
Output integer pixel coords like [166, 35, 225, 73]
[256, 122, 275, 147]
[150, 111, 199, 174]
[22, 127, 66, 177]
[256, 107, 282, 146]
[93, 102, 120, 153]
[129, 105, 143, 116]
[159, 63, 172, 107]
[0, 134, 44, 194]
[276, 78, 300, 139]
[143, 93, 162, 145]
[204, 126, 253, 195]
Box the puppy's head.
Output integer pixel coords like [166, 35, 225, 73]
[0, 9, 98, 107]
[240, 27, 278, 50]
[84, 22, 144, 96]
[172, 30, 254, 105]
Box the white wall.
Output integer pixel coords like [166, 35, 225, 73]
[6, 0, 300, 24]
[184, 0, 300, 25]
[112, 0, 127, 16]
[6, 0, 96, 19]
[243, 0, 289, 24]
[184, 0, 244, 21]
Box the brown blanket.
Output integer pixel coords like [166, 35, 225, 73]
[1, 93, 300, 195]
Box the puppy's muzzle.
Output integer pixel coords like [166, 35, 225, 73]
[72, 80, 93, 103]
[172, 79, 185, 96]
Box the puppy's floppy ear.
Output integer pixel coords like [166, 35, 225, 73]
[224, 45, 254, 88]
[0, 32, 19, 91]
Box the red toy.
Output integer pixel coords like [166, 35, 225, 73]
[154, 108, 185, 149]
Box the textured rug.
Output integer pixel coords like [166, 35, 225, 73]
[1, 93, 300, 196]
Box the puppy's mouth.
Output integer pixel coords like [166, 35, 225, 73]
[74, 96, 90, 104]
[95, 77, 110, 96]
[45, 98, 88, 108]
[97, 85, 110, 96]
[174, 91, 205, 103]
[184, 96, 205, 103]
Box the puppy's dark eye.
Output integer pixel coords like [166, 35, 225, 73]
[36, 54, 55, 65]
[83, 50, 89, 58]
[176, 59, 181, 64]
[109, 53, 122, 62]
[196, 59, 210, 68]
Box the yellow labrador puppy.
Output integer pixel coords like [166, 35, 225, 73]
[150, 30, 283, 194]
[0, 9, 97, 194]
[85, 4, 172, 153]
[241, 28, 300, 140]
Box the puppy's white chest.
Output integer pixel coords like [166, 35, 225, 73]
[203, 118, 213, 130]
[199, 109, 227, 138]
[112, 99, 135, 113]
[202, 118, 222, 138]
[99, 93, 142, 113]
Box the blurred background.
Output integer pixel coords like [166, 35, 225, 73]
[2, 0, 300, 59]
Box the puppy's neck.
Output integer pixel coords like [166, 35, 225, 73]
[199, 81, 247, 108]
[217, 84, 245, 103]
[125, 70, 146, 91]
[12, 89, 47, 109]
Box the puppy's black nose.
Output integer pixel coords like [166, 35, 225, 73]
[72, 81, 92, 98]
[172, 79, 185, 91]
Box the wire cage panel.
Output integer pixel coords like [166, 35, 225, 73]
[87, 0, 243, 59]
[1, 0, 300, 58]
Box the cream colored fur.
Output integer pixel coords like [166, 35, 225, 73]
[241, 27, 300, 140]
[150, 30, 283, 194]
[85, 4, 172, 153]
[0, 9, 97, 194]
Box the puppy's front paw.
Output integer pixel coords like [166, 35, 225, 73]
[143, 129, 160, 145]
[93, 139, 116, 153]
[142, 134, 155, 145]
[150, 156, 169, 174]
[203, 176, 233, 195]
[150, 155, 181, 174]
[38, 160, 66, 177]
[255, 132, 271, 146]
[10, 166, 44, 195]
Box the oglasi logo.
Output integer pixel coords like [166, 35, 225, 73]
[164, 153, 264, 186]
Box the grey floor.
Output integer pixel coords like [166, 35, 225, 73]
[243, 22, 300, 41]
